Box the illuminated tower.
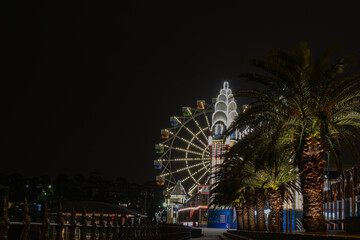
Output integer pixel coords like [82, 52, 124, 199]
[209, 81, 239, 184]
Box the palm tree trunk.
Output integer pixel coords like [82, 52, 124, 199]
[255, 188, 267, 231]
[242, 201, 249, 230]
[300, 137, 326, 232]
[267, 188, 284, 232]
[235, 206, 243, 230]
[248, 194, 256, 231]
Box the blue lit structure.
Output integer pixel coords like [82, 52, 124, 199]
[207, 209, 237, 229]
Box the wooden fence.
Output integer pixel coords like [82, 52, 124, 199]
[0, 197, 161, 240]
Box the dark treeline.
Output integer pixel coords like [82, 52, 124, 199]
[0, 172, 164, 219]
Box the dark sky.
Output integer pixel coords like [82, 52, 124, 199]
[4, 1, 360, 183]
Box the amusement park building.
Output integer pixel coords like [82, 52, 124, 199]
[178, 186, 209, 227]
[209, 81, 240, 185]
[156, 81, 360, 231]
[155, 81, 306, 228]
[178, 81, 241, 228]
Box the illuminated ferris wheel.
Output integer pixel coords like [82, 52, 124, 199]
[154, 100, 214, 196]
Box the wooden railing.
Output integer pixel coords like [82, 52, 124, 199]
[0, 197, 161, 240]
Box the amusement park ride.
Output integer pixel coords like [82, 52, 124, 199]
[154, 81, 248, 227]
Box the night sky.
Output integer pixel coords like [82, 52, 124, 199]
[5, 2, 360, 183]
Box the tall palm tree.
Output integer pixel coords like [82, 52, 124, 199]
[238, 160, 266, 231]
[254, 188, 266, 231]
[210, 154, 250, 230]
[228, 42, 360, 231]
[259, 152, 299, 232]
[233, 198, 244, 230]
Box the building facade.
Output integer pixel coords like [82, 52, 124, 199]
[209, 81, 239, 185]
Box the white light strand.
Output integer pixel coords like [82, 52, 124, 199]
[181, 124, 208, 148]
[162, 158, 211, 162]
[174, 135, 206, 153]
[169, 146, 210, 157]
[160, 162, 205, 177]
[181, 163, 210, 184]
[190, 114, 209, 142]
[203, 109, 211, 130]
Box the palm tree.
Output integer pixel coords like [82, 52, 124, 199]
[213, 139, 299, 232]
[259, 152, 299, 232]
[228, 42, 360, 231]
[238, 161, 266, 231]
[254, 188, 266, 231]
[210, 155, 250, 230]
[233, 199, 244, 230]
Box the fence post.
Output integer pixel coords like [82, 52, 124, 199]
[106, 215, 112, 240]
[99, 211, 105, 240]
[0, 197, 10, 240]
[129, 219, 134, 240]
[91, 212, 97, 240]
[69, 208, 76, 240]
[40, 203, 50, 240]
[133, 220, 137, 240]
[139, 220, 144, 239]
[112, 215, 118, 240]
[80, 208, 87, 240]
[20, 198, 30, 240]
[144, 220, 149, 239]
[124, 219, 129, 240]
[120, 217, 125, 240]
[56, 203, 64, 240]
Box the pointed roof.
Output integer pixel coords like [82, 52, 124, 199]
[212, 81, 238, 128]
[171, 180, 186, 196]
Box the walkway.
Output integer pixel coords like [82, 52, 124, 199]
[225, 230, 360, 240]
[189, 228, 227, 240]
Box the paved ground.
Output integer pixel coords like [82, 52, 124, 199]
[189, 228, 227, 240]
[227, 230, 360, 239]
[190, 229, 360, 240]
[290, 231, 360, 238]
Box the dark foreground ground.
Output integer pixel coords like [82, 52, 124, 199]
[189, 228, 227, 240]
[223, 230, 360, 240]
[188, 228, 360, 240]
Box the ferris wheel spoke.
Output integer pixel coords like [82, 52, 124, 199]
[205, 175, 210, 185]
[204, 147, 211, 156]
[183, 163, 210, 183]
[167, 177, 177, 186]
[180, 124, 208, 148]
[203, 109, 211, 130]
[161, 157, 211, 162]
[166, 186, 174, 192]
[195, 166, 210, 183]
[184, 134, 211, 159]
[164, 144, 204, 156]
[191, 127, 211, 150]
[160, 162, 205, 177]
[188, 184, 199, 195]
[173, 135, 207, 153]
[190, 113, 209, 143]
[160, 161, 172, 174]
[186, 163, 211, 194]
[166, 146, 210, 157]
[188, 179, 203, 194]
